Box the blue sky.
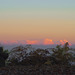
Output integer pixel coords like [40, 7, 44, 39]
[0, 0, 75, 10]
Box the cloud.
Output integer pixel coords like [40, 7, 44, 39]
[59, 40, 71, 46]
[0, 39, 72, 46]
[2, 40, 9, 45]
[44, 39, 54, 45]
[10, 40, 18, 44]
[26, 40, 38, 45]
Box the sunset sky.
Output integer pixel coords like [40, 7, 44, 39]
[0, 0, 75, 45]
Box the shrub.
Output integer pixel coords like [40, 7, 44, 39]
[8, 47, 51, 66]
[51, 42, 72, 65]
[16, 48, 50, 66]
[0, 47, 9, 67]
[7, 43, 73, 66]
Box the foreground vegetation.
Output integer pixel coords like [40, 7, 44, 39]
[0, 42, 75, 75]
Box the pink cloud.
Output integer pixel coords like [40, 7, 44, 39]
[26, 40, 38, 45]
[44, 39, 54, 45]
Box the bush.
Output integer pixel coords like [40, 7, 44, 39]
[0, 47, 9, 67]
[7, 43, 73, 66]
[8, 48, 50, 66]
[51, 42, 72, 65]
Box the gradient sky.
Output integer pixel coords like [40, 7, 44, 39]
[0, 0, 75, 44]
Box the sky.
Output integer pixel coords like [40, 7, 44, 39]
[0, 0, 75, 45]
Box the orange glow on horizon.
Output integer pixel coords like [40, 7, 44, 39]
[10, 40, 18, 44]
[0, 39, 72, 46]
[2, 41, 8, 45]
[26, 40, 38, 45]
[60, 40, 65, 45]
[44, 39, 54, 45]
[60, 40, 71, 46]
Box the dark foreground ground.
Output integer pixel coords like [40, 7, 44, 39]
[0, 65, 75, 75]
